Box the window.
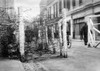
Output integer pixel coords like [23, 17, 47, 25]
[54, 2, 58, 18]
[51, 6, 53, 19]
[56, 2, 58, 17]
[53, 4, 56, 18]
[67, 0, 70, 10]
[79, 0, 83, 5]
[72, 0, 76, 7]
[59, 0, 62, 13]
[48, 7, 51, 20]
[64, 0, 66, 8]
[47, 10, 49, 20]
[64, 0, 67, 8]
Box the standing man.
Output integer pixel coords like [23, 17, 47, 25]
[81, 22, 88, 45]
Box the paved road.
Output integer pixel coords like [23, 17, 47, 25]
[0, 59, 24, 71]
[38, 40, 100, 71]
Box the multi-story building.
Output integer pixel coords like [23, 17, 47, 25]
[42, 0, 100, 40]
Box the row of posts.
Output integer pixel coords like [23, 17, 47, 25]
[18, 8, 73, 58]
[44, 8, 73, 57]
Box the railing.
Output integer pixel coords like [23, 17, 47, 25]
[86, 15, 100, 47]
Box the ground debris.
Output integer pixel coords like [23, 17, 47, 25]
[22, 61, 47, 71]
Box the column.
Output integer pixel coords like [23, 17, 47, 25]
[62, 19, 67, 57]
[52, 26, 54, 41]
[51, 25, 55, 53]
[62, 8, 68, 58]
[62, 0, 64, 9]
[45, 26, 48, 43]
[18, 7, 25, 56]
[38, 29, 41, 39]
[58, 0, 60, 17]
[58, 20, 63, 56]
[70, 16, 73, 38]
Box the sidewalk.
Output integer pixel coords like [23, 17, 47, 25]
[0, 59, 24, 71]
[38, 39, 100, 71]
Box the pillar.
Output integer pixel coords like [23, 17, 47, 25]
[19, 21, 25, 56]
[52, 26, 54, 41]
[51, 25, 55, 53]
[62, 8, 68, 58]
[58, 20, 63, 56]
[18, 7, 25, 56]
[45, 26, 48, 44]
[62, 19, 67, 57]
[70, 16, 73, 38]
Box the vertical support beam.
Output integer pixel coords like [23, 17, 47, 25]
[86, 17, 90, 46]
[58, 20, 63, 56]
[18, 7, 25, 56]
[52, 25, 54, 41]
[70, 17, 73, 38]
[51, 25, 55, 53]
[70, 0, 73, 10]
[61, 0, 64, 9]
[86, 17, 94, 47]
[38, 29, 41, 39]
[58, 0, 60, 17]
[62, 19, 67, 57]
[62, 8, 68, 57]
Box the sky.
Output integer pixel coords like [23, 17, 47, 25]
[15, 0, 41, 21]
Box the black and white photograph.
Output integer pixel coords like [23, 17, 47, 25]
[0, 0, 100, 71]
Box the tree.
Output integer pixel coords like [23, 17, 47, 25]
[0, 8, 17, 57]
[25, 26, 38, 43]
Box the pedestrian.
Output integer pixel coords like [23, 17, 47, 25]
[81, 22, 88, 45]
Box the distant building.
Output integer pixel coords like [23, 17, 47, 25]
[40, 0, 100, 39]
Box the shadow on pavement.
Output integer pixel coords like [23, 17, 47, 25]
[33, 53, 66, 62]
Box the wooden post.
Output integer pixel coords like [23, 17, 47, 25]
[51, 25, 55, 53]
[52, 26, 54, 41]
[58, 20, 63, 56]
[62, 8, 68, 58]
[45, 26, 48, 44]
[18, 7, 25, 57]
[70, 17, 73, 39]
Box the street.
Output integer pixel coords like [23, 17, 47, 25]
[0, 59, 24, 71]
[37, 40, 100, 71]
[1, 0, 100, 71]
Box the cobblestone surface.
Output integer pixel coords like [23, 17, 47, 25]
[22, 61, 47, 71]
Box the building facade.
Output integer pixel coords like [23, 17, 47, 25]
[41, 0, 100, 40]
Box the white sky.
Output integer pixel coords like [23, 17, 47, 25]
[15, 0, 41, 21]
